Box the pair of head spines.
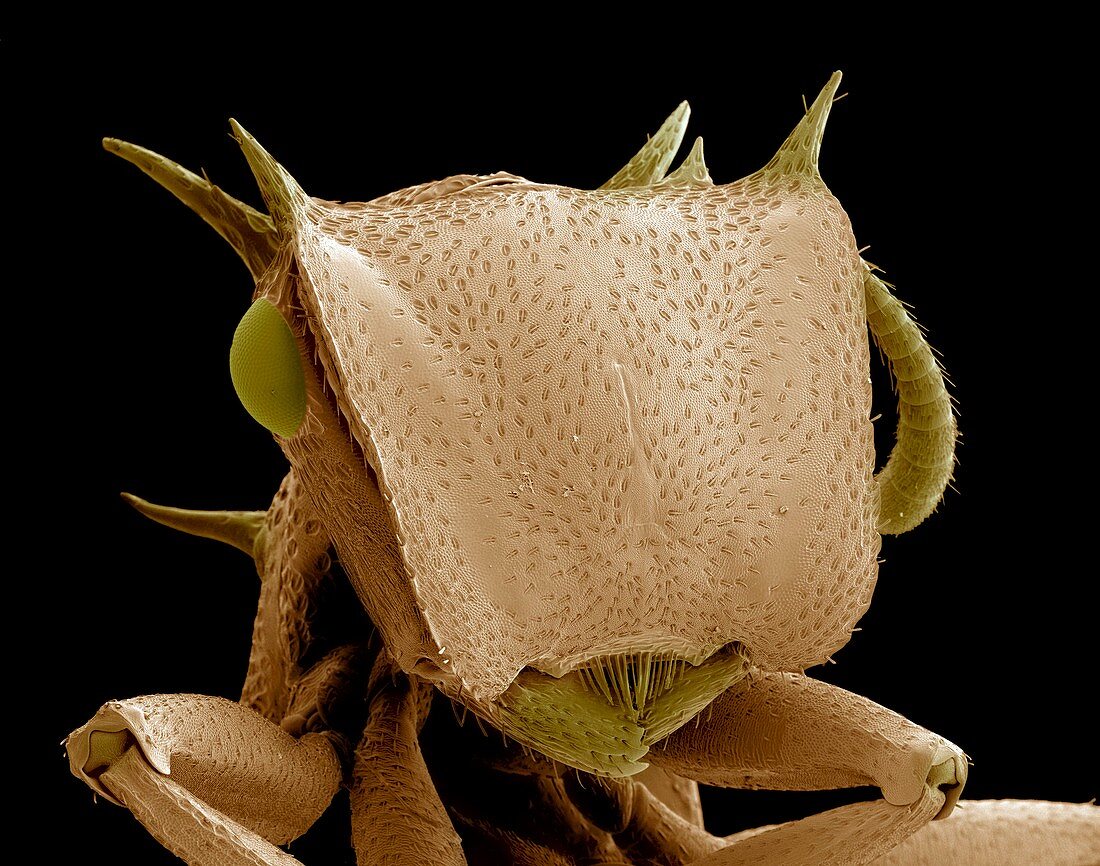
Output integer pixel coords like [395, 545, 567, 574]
[602, 70, 842, 193]
[102, 72, 844, 281]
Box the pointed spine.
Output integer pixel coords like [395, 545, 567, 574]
[600, 102, 690, 190]
[121, 492, 266, 556]
[101, 138, 279, 280]
[659, 137, 712, 187]
[228, 120, 311, 236]
[762, 70, 843, 179]
[864, 266, 957, 534]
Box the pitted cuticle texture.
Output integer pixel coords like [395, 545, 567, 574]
[699, 789, 948, 866]
[66, 694, 341, 853]
[869, 800, 1100, 866]
[350, 664, 465, 866]
[236, 471, 337, 722]
[650, 670, 967, 819]
[100, 747, 304, 866]
[288, 171, 879, 701]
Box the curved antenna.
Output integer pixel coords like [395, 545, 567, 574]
[864, 266, 957, 534]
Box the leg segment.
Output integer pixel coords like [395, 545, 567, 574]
[691, 788, 946, 865]
[66, 694, 343, 865]
[241, 471, 341, 723]
[644, 670, 966, 866]
[350, 659, 466, 866]
[651, 670, 966, 818]
[418, 692, 628, 865]
[635, 766, 706, 828]
[97, 748, 301, 866]
[563, 772, 724, 865]
[707, 799, 1100, 866]
[280, 642, 373, 742]
[452, 781, 623, 866]
[869, 799, 1100, 866]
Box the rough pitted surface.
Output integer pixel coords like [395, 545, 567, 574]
[649, 671, 965, 813]
[66, 694, 341, 845]
[266, 247, 438, 676]
[241, 471, 333, 722]
[350, 664, 465, 866]
[700, 789, 948, 865]
[562, 772, 724, 863]
[101, 748, 303, 866]
[291, 170, 879, 699]
[870, 800, 1100, 866]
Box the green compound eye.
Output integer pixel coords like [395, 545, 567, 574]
[229, 299, 306, 438]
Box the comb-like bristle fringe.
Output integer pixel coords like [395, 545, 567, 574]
[635, 652, 652, 709]
[576, 649, 697, 715]
[591, 663, 615, 705]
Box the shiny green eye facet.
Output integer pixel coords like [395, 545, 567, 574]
[229, 299, 306, 438]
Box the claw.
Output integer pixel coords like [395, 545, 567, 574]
[928, 753, 968, 820]
[881, 739, 967, 819]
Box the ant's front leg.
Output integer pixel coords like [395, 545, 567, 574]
[648, 669, 967, 866]
[66, 694, 343, 866]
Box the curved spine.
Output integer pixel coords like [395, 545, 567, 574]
[599, 101, 690, 190]
[102, 138, 279, 279]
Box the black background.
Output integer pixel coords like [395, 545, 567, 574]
[12, 23, 1096, 865]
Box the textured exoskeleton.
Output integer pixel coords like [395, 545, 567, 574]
[66, 72, 1100, 865]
